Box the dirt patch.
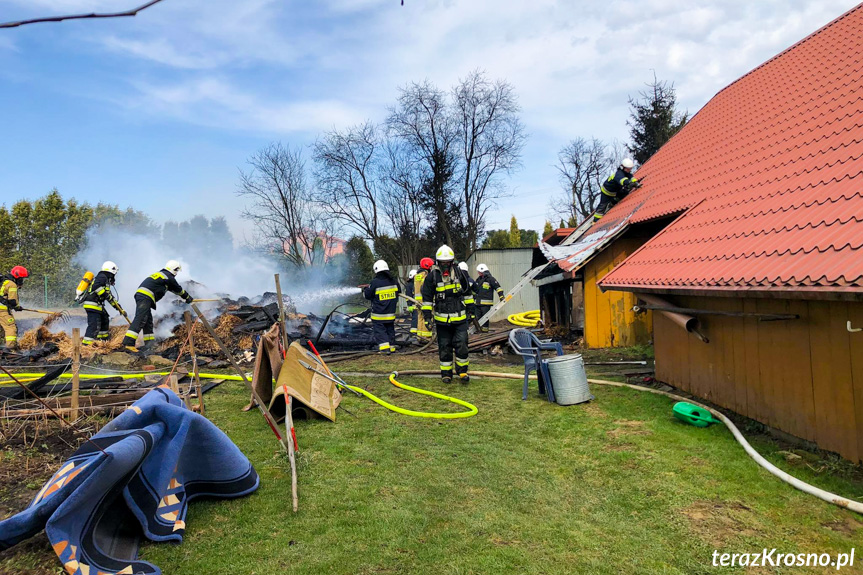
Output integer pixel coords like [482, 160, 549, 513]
[822, 516, 863, 536]
[682, 500, 759, 546]
[607, 419, 652, 439]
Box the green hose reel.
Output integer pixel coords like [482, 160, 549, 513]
[673, 401, 717, 427]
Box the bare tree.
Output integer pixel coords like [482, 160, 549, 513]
[380, 140, 430, 266]
[237, 143, 334, 267]
[1, 0, 165, 29]
[386, 80, 460, 251]
[550, 137, 612, 222]
[312, 121, 383, 242]
[453, 70, 525, 253]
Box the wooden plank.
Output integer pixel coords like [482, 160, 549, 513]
[742, 298, 766, 426]
[70, 328, 80, 422]
[582, 258, 600, 347]
[849, 301, 863, 463]
[730, 298, 749, 416]
[811, 301, 858, 460]
[683, 295, 714, 402]
[594, 250, 615, 348]
[654, 306, 689, 390]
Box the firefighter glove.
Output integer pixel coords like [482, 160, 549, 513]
[14, 305, 23, 312]
[423, 310, 432, 323]
[184, 295, 194, 304]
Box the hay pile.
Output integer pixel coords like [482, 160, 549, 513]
[18, 325, 126, 359]
[159, 314, 254, 356]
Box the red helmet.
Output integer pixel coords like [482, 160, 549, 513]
[10, 266, 28, 279]
[419, 257, 434, 270]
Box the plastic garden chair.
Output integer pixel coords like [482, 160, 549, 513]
[508, 329, 562, 401]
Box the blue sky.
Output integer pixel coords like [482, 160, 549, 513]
[0, 0, 857, 241]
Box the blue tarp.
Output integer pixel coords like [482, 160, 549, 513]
[0, 387, 259, 575]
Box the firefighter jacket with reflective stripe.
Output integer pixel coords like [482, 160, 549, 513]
[0, 276, 18, 311]
[600, 168, 637, 199]
[474, 271, 504, 306]
[420, 266, 471, 324]
[135, 269, 189, 307]
[363, 271, 399, 321]
[81, 271, 119, 311]
[404, 278, 416, 311]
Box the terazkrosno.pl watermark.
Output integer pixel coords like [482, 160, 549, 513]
[712, 549, 856, 570]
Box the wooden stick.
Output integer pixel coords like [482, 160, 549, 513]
[70, 328, 80, 422]
[184, 311, 204, 416]
[191, 304, 290, 453]
[274, 274, 298, 513]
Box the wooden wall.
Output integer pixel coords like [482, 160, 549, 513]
[654, 296, 863, 462]
[582, 238, 653, 348]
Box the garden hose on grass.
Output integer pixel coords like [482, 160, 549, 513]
[508, 310, 540, 327]
[0, 372, 245, 384]
[341, 372, 477, 419]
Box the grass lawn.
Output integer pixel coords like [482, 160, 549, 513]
[4, 350, 863, 574]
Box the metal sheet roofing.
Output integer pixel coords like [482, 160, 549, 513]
[597, 5, 863, 293]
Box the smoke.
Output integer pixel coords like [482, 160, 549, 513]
[73, 227, 366, 338]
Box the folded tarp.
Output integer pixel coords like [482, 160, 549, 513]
[0, 386, 259, 575]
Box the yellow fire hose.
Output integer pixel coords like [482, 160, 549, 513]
[341, 372, 477, 419]
[0, 372, 245, 384]
[508, 310, 540, 327]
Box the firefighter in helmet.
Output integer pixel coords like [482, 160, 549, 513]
[405, 269, 418, 337]
[0, 266, 28, 350]
[594, 158, 640, 221]
[80, 261, 127, 346]
[414, 257, 434, 340]
[123, 260, 193, 351]
[363, 260, 400, 353]
[474, 263, 504, 332]
[421, 246, 472, 383]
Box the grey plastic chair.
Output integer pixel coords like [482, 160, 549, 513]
[507, 328, 562, 401]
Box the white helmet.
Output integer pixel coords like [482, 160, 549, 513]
[476, 263, 489, 274]
[436, 245, 455, 262]
[102, 261, 118, 274]
[407, 269, 417, 280]
[165, 260, 182, 275]
[373, 259, 389, 273]
[621, 158, 635, 170]
[458, 262, 468, 272]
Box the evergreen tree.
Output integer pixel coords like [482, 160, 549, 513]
[627, 75, 688, 165]
[508, 216, 521, 248]
[543, 221, 553, 238]
[344, 236, 375, 285]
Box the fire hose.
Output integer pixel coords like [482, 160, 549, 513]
[508, 310, 540, 327]
[342, 372, 477, 419]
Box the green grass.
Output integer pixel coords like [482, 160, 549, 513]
[3, 349, 863, 574]
[138, 355, 863, 575]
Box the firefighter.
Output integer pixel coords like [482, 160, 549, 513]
[122, 260, 193, 351]
[421, 245, 472, 383]
[0, 266, 28, 350]
[363, 260, 400, 353]
[458, 261, 477, 323]
[405, 269, 418, 337]
[414, 257, 434, 340]
[80, 261, 127, 346]
[594, 158, 641, 221]
[475, 263, 504, 332]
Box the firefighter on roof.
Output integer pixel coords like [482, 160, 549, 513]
[594, 158, 641, 221]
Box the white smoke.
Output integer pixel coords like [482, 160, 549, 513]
[73, 227, 365, 337]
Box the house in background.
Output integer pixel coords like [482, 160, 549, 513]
[577, 5, 863, 461]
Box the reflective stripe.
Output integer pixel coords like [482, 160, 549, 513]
[410, 328, 418, 334]
[0, 304, 7, 311]
[434, 311, 466, 323]
[418, 330, 433, 337]
[378, 342, 391, 351]
[407, 306, 416, 312]
[83, 303, 103, 311]
[482, 283, 490, 289]
[143, 334, 155, 341]
[421, 304, 433, 311]
[463, 296, 475, 304]
[125, 330, 139, 340]
[440, 362, 453, 371]
[480, 299, 495, 305]
[600, 184, 616, 197]
[435, 283, 457, 292]
[456, 357, 469, 367]
[371, 313, 396, 321]
[5, 335, 17, 342]
[136, 287, 156, 302]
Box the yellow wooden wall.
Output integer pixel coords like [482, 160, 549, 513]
[654, 296, 863, 462]
[582, 238, 653, 348]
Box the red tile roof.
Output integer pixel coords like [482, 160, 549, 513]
[597, 5, 863, 293]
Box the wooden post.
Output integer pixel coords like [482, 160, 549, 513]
[191, 304, 290, 453]
[184, 311, 204, 416]
[274, 274, 298, 512]
[70, 328, 80, 422]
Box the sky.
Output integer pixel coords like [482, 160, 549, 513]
[0, 0, 858, 242]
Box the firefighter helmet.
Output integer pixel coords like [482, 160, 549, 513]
[10, 266, 28, 279]
[436, 245, 455, 262]
[102, 261, 118, 275]
[420, 257, 434, 270]
[373, 260, 389, 273]
[165, 260, 182, 275]
[408, 269, 417, 280]
[458, 262, 468, 271]
[621, 158, 635, 170]
[476, 263, 489, 274]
